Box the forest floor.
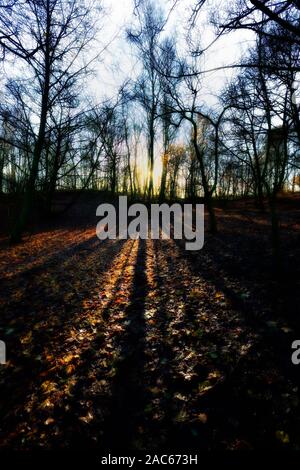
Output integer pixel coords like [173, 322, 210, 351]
[0, 193, 300, 451]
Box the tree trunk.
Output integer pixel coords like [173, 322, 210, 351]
[10, 99, 49, 243]
[192, 124, 217, 233]
[148, 115, 155, 200]
[159, 153, 168, 201]
[10, 3, 51, 243]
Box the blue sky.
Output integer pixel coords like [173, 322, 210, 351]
[94, 0, 255, 106]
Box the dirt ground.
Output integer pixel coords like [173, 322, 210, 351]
[0, 193, 300, 450]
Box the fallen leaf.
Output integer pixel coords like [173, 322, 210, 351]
[44, 417, 55, 426]
[197, 413, 208, 424]
[276, 430, 290, 444]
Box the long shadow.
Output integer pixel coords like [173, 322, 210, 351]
[66, 238, 188, 451]
[0, 237, 123, 343]
[148, 239, 209, 450]
[172, 234, 296, 361]
[0, 238, 127, 445]
[0, 227, 98, 288]
[145, 239, 187, 449]
[34, 239, 147, 450]
[174, 229, 300, 338]
[172, 235, 300, 449]
[101, 238, 148, 451]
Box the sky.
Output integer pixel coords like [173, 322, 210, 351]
[89, 0, 255, 187]
[0, 0, 255, 126]
[93, 0, 255, 105]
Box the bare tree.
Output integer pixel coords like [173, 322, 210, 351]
[0, 0, 100, 242]
[127, 0, 165, 199]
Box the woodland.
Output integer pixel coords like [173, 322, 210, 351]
[0, 0, 299, 454]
